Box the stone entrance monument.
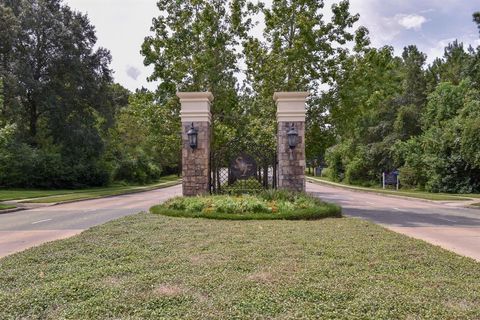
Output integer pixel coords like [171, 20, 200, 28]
[274, 92, 308, 192]
[177, 91, 308, 196]
[177, 92, 213, 196]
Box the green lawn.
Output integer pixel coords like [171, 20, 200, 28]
[307, 176, 475, 201]
[1, 213, 479, 319]
[0, 203, 15, 211]
[0, 188, 79, 201]
[0, 175, 180, 203]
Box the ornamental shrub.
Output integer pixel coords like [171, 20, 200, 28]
[154, 191, 341, 220]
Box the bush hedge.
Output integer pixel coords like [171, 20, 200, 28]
[150, 190, 341, 220]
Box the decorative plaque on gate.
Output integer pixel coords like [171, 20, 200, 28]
[230, 154, 257, 180]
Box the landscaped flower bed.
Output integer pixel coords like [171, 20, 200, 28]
[150, 190, 341, 220]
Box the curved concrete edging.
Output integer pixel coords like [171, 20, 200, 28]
[306, 178, 476, 207]
[0, 181, 182, 215]
[0, 207, 25, 215]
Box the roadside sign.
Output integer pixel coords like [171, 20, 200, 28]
[382, 171, 399, 190]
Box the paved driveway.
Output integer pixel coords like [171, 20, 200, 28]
[0, 185, 182, 258]
[307, 182, 480, 261]
[3, 182, 479, 262]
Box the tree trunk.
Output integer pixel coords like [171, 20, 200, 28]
[28, 99, 38, 143]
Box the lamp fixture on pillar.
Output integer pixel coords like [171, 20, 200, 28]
[287, 123, 298, 149]
[187, 123, 198, 150]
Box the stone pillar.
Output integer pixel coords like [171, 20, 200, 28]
[274, 92, 309, 192]
[177, 92, 213, 196]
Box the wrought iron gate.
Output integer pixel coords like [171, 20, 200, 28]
[210, 137, 277, 194]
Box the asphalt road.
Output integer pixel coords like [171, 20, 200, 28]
[307, 181, 480, 262]
[0, 185, 182, 258]
[2, 182, 479, 262]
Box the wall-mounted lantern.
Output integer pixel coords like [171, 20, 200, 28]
[187, 123, 198, 150]
[287, 123, 298, 149]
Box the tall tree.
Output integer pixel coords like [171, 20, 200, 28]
[393, 45, 427, 140]
[1, 0, 113, 144]
[401, 45, 427, 108]
[0, 0, 116, 187]
[244, 0, 361, 155]
[426, 41, 470, 89]
[467, 12, 480, 87]
[0, 78, 4, 122]
[474, 12, 480, 35]
[141, 0, 257, 151]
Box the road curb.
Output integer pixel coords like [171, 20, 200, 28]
[0, 207, 27, 215]
[49, 181, 182, 206]
[306, 178, 474, 205]
[0, 181, 182, 213]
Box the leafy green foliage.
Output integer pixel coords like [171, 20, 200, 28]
[324, 16, 480, 193]
[222, 178, 264, 194]
[244, 0, 361, 157]
[395, 82, 480, 193]
[153, 191, 341, 220]
[141, 0, 252, 152]
[1, 0, 479, 194]
[475, 12, 480, 35]
[107, 91, 179, 184]
[0, 0, 129, 187]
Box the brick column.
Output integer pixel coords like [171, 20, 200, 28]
[177, 92, 213, 196]
[274, 92, 309, 192]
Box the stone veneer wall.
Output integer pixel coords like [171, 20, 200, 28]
[181, 122, 211, 196]
[277, 121, 306, 192]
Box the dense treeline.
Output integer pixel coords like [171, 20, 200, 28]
[0, 0, 120, 187]
[0, 0, 178, 187]
[1, 0, 479, 193]
[323, 18, 480, 193]
[141, 0, 361, 166]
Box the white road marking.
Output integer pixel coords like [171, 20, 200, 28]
[393, 207, 404, 211]
[437, 217, 457, 223]
[31, 219, 52, 225]
[366, 201, 374, 205]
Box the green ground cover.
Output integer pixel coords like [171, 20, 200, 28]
[0, 214, 479, 319]
[27, 180, 180, 204]
[0, 204, 15, 211]
[0, 175, 180, 203]
[152, 191, 341, 220]
[307, 175, 475, 201]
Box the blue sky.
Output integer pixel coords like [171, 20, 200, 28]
[348, 0, 480, 60]
[64, 0, 480, 91]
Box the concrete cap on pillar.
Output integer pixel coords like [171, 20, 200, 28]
[177, 92, 214, 124]
[274, 91, 309, 122]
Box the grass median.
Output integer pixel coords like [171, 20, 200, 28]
[0, 175, 180, 203]
[0, 204, 15, 211]
[307, 176, 476, 201]
[0, 213, 479, 319]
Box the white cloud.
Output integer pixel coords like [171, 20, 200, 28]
[395, 14, 428, 30]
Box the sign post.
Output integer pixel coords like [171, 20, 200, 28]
[383, 171, 400, 190]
